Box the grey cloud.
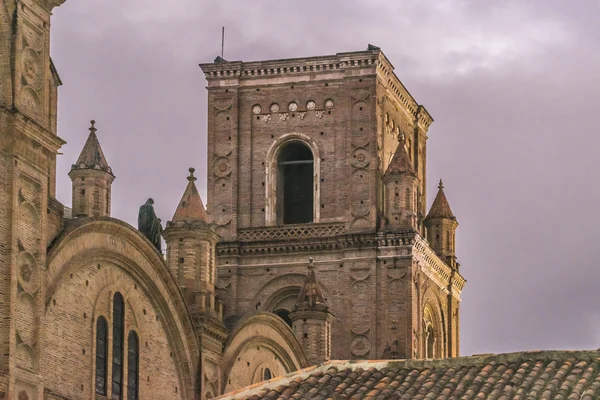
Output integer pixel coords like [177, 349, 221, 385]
[50, 0, 600, 356]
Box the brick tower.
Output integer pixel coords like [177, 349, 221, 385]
[200, 46, 465, 361]
[0, 0, 67, 397]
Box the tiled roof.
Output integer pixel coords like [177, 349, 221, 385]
[425, 180, 455, 220]
[217, 350, 600, 400]
[171, 168, 208, 223]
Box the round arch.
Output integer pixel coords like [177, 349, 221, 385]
[251, 273, 330, 314]
[46, 217, 200, 399]
[220, 312, 309, 394]
[264, 132, 321, 226]
[421, 287, 446, 359]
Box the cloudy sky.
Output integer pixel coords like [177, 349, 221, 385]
[50, 1, 600, 357]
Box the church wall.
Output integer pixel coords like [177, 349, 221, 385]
[42, 261, 185, 400]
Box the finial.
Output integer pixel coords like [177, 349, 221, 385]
[89, 120, 96, 134]
[187, 167, 197, 182]
[308, 257, 314, 270]
[438, 179, 444, 190]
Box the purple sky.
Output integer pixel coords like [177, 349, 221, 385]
[50, 0, 600, 356]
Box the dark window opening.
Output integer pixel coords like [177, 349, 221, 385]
[95, 317, 108, 395]
[276, 142, 314, 224]
[263, 368, 272, 380]
[273, 309, 292, 328]
[127, 331, 139, 400]
[112, 292, 125, 399]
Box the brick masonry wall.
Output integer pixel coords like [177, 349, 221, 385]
[42, 261, 184, 400]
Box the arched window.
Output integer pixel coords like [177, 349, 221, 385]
[127, 331, 139, 400]
[112, 292, 125, 399]
[263, 368, 272, 380]
[95, 316, 108, 395]
[276, 142, 314, 225]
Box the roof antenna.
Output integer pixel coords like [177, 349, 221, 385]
[221, 27, 225, 59]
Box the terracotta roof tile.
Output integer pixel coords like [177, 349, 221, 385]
[217, 350, 600, 400]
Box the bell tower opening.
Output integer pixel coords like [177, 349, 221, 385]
[276, 142, 314, 225]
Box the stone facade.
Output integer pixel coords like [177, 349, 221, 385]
[0, 0, 466, 399]
[201, 46, 465, 362]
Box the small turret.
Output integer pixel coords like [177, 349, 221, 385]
[163, 168, 221, 317]
[289, 258, 332, 365]
[68, 120, 115, 217]
[424, 180, 458, 268]
[163, 168, 228, 393]
[382, 142, 419, 230]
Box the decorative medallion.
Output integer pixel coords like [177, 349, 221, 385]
[252, 104, 262, 115]
[260, 114, 271, 123]
[213, 157, 232, 177]
[351, 148, 370, 169]
[269, 103, 280, 113]
[298, 112, 306, 120]
[315, 110, 324, 119]
[288, 102, 298, 112]
[325, 99, 334, 109]
[279, 113, 289, 121]
[350, 335, 371, 356]
[306, 100, 316, 110]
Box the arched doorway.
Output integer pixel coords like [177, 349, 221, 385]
[276, 141, 314, 224]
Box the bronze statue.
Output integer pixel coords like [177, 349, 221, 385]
[138, 198, 162, 252]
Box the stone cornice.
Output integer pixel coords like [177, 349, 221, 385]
[217, 229, 419, 257]
[200, 49, 380, 82]
[413, 237, 465, 297]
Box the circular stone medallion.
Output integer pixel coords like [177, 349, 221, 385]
[270, 103, 280, 113]
[252, 104, 262, 115]
[306, 100, 316, 110]
[288, 102, 298, 112]
[325, 99, 334, 109]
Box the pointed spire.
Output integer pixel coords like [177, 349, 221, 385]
[71, 120, 113, 175]
[295, 258, 327, 311]
[171, 167, 208, 223]
[426, 179, 455, 220]
[384, 142, 415, 177]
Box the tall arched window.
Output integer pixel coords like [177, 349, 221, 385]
[112, 292, 125, 399]
[95, 316, 108, 395]
[425, 324, 435, 359]
[127, 331, 139, 400]
[276, 142, 314, 225]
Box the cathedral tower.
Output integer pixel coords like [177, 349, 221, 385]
[0, 0, 67, 397]
[200, 46, 465, 361]
[68, 120, 115, 218]
[290, 258, 332, 365]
